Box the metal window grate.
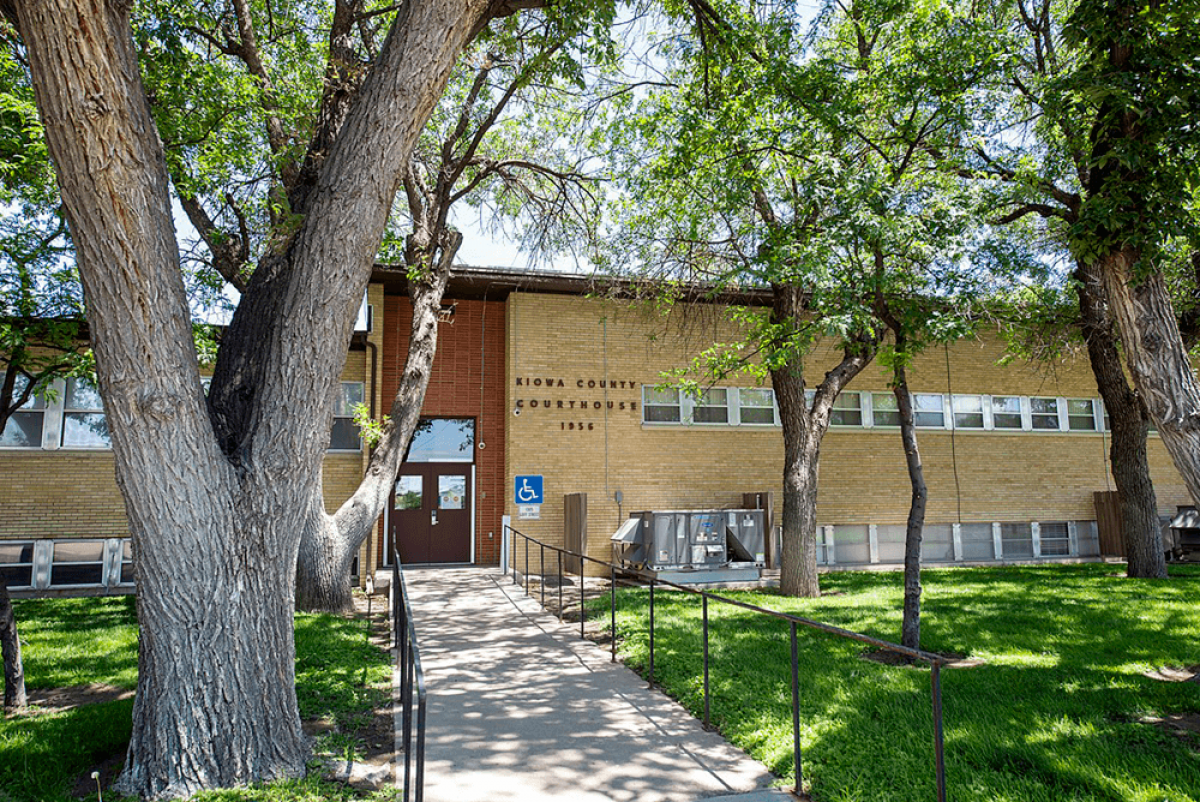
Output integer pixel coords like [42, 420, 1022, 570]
[1039, 522, 1071, 556]
[1000, 523, 1034, 558]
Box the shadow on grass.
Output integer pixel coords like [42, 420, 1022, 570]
[593, 564, 1200, 802]
[0, 698, 132, 802]
[13, 596, 139, 690]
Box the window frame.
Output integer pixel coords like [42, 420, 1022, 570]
[642, 386, 683, 424]
[1029, 396, 1062, 431]
[328, 381, 366, 452]
[912, 393, 948, 429]
[735, 387, 778, 426]
[951, 394, 986, 430]
[0, 372, 48, 449]
[60, 377, 111, 449]
[1065, 398, 1099, 432]
[989, 395, 1026, 430]
[687, 387, 731, 425]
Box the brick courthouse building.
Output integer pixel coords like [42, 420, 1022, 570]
[0, 266, 1191, 592]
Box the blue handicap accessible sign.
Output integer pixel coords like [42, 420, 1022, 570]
[514, 475, 544, 504]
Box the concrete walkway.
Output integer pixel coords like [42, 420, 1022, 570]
[402, 566, 792, 802]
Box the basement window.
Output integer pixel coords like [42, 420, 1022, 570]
[0, 541, 34, 588]
[50, 539, 106, 586]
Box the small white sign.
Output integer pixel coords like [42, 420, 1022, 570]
[518, 504, 541, 520]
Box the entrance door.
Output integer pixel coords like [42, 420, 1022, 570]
[391, 463, 472, 564]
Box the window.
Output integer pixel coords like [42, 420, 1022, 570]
[438, 474, 467, 509]
[395, 476, 423, 509]
[1039, 522, 1071, 556]
[830, 392, 863, 426]
[50, 539, 106, 586]
[117, 540, 135, 585]
[990, 396, 1023, 429]
[643, 387, 682, 423]
[870, 393, 943, 427]
[738, 388, 776, 425]
[329, 382, 364, 451]
[913, 394, 946, 428]
[0, 373, 45, 448]
[1066, 399, 1097, 431]
[0, 542, 34, 588]
[61, 378, 110, 448]
[408, 418, 475, 462]
[691, 388, 729, 424]
[872, 393, 901, 427]
[952, 395, 985, 429]
[1029, 397, 1060, 431]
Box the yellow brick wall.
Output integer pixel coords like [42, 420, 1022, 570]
[503, 292, 1192, 565]
[1, 352, 372, 544]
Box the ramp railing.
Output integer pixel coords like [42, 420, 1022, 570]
[502, 525, 948, 802]
[391, 552, 428, 802]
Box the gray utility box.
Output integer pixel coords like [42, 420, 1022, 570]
[611, 509, 766, 571]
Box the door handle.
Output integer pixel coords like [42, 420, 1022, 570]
[431, 510, 439, 526]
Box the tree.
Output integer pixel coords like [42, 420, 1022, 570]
[297, 11, 608, 611]
[0, 577, 24, 714]
[600, 3, 889, 597]
[604, 0, 985, 604]
[926, 0, 1171, 576]
[821, 0, 994, 648]
[1062, 0, 1200, 513]
[0, 39, 90, 437]
[0, 0, 555, 796]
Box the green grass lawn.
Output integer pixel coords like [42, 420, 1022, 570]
[595, 563, 1200, 802]
[0, 595, 397, 802]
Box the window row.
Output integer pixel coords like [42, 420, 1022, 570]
[642, 385, 1115, 433]
[812, 520, 1100, 565]
[0, 373, 364, 451]
[0, 537, 134, 590]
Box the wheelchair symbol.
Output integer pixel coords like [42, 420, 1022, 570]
[517, 478, 539, 503]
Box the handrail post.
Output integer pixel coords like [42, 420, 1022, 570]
[932, 660, 947, 802]
[610, 564, 616, 663]
[579, 558, 586, 640]
[558, 550, 564, 623]
[524, 536, 529, 596]
[415, 677, 427, 802]
[540, 543, 546, 607]
[648, 578, 655, 687]
[790, 621, 803, 797]
[702, 593, 710, 730]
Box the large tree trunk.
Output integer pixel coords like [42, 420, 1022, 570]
[1099, 251, 1200, 507]
[1074, 262, 1165, 578]
[1, 579, 25, 714]
[14, 0, 495, 795]
[771, 285, 877, 597]
[888, 360, 927, 651]
[1082, 4, 1200, 514]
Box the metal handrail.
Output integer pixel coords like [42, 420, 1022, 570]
[392, 552, 428, 802]
[503, 524, 948, 802]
